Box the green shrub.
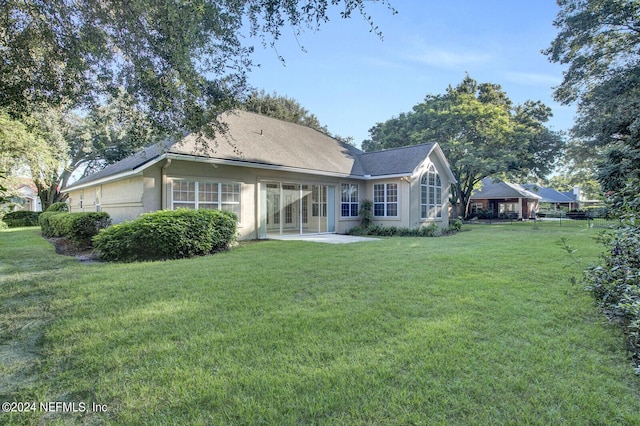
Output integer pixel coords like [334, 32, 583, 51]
[0, 220, 7, 230]
[93, 209, 237, 262]
[448, 219, 463, 232]
[4, 210, 41, 227]
[67, 213, 111, 246]
[39, 211, 111, 247]
[46, 202, 69, 212]
[347, 222, 446, 237]
[39, 211, 63, 237]
[583, 178, 640, 370]
[358, 200, 373, 229]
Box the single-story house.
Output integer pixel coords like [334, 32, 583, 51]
[3, 179, 42, 212]
[521, 184, 579, 210]
[469, 178, 541, 220]
[63, 111, 457, 240]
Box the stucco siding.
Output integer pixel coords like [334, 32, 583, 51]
[162, 159, 366, 239]
[68, 177, 144, 223]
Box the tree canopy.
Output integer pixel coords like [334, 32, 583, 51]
[545, 0, 640, 192]
[1, 0, 392, 208]
[362, 76, 564, 217]
[0, 0, 394, 137]
[243, 91, 329, 134]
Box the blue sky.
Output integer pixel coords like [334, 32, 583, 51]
[245, 1, 573, 149]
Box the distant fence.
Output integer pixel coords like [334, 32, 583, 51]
[462, 216, 621, 229]
[463, 207, 620, 229]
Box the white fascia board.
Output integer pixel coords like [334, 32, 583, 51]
[61, 156, 167, 193]
[164, 153, 357, 179]
[362, 173, 413, 180]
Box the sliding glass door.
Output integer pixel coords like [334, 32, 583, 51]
[263, 182, 334, 236]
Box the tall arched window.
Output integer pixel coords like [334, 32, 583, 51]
[421, 164, 442, 219]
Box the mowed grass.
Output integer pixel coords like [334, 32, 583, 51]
[2, 223, 640, 425]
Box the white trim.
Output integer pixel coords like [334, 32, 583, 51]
[63, 150, 451, 193]
[170, 179, 242, 221]
[373, 182, 399, 218]
[340, 182, 360, 218]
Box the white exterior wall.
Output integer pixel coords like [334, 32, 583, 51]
[67, 176, 145, 223]
[64, 149, 454, 240]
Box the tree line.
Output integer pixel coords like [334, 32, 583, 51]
[1, 0, 638, 216]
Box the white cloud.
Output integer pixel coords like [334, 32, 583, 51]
[405, 47, 493, 69]
[505, 71, 562, 86]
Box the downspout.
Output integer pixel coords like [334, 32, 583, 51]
[161, 158, 172, 210]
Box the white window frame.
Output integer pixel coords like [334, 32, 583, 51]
[340, 183, 359, 218]
[421, 164, 442, 219]
[373, 183, 398, 217]
[172, 180, 241, 220]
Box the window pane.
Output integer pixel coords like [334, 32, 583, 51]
[221, 183, 239, 203]
[341, 184, 350, 202]
[341, 204, 350, 217]
[387, 203, 397, 217]
[350, 203, 359, 217]
[222, 204, 240, 216]
[199, 203, 218, 210]
[387, 184, 397, 202]
[374, 203, 385, 216]
[173, 181, 195, 202]
[199, 182, 218, 203]
[374, 184, 384, 203]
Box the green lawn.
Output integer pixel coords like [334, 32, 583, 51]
[2, 223, 640, 425]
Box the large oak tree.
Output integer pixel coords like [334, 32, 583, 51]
[1, 0, 394, 135]
[362, 76, 564, 218]
[0, 0, 393, 208]
[545, 0, 640, 192]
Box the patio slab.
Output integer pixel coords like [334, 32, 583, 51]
[269, 234, 379, 244]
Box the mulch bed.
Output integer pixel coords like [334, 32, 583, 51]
[47, 237, 100, 262]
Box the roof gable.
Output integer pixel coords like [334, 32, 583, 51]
[471, 178, 541, 200]
[63, 111, 455, 191]
[522, 184, 575, 203]
[358, 144, 435, 177]
[172, 111, 365, 176]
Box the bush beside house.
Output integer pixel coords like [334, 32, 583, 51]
[583, 179, 640, 371]
[40, 211, 111, 247]
[347, 199, 462, 237]
[3, 210, 41, 227]
[93, 209, 237, 262]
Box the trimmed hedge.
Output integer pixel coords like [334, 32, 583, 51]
[3, 210, 41, 227]
[348, 220, 462, 237]
[40, 211, 111, 247]
[93, 209, 237, 262]
[46, 202, 69, 212]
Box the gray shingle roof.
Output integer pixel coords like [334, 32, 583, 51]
[471, 178, 541, 200]
[172, 111, 365, 176]
[64, 111, 446, 190]
[522, 184, 575, 203]
[357, 144, 436, 176]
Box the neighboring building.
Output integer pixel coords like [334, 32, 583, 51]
[62, 111, 457, 240]
[469, 178, 541, 220]
[522, 184, 579, 210]
[3, 179, 42, 212]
